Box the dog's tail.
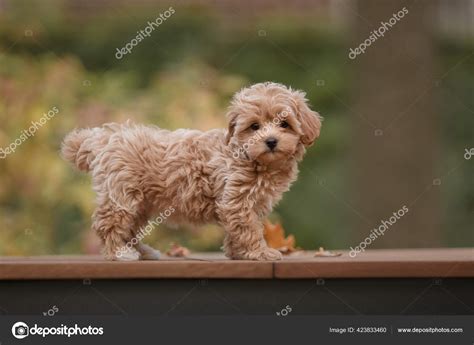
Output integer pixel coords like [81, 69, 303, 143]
[61, 127, 112, 172]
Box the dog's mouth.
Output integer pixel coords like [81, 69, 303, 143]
[262, 148, 281, 156]
[266, 148, 279, 154]
[255, 149, 288, 164]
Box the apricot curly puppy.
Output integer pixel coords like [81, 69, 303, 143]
[61, 82, 322, 261]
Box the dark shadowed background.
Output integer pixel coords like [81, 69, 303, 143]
[0, 0, 472, 255]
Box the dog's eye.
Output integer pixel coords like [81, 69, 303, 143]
[280, 121, 290, 129]
[250, 123, 260, 131]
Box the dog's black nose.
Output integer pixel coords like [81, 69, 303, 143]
[265, 138, 278, 150]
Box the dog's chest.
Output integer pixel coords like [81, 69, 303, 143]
[252, 172, 292, 214]
[219, 168, 296, 218]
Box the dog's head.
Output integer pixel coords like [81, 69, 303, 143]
[226, 82, 322, 165]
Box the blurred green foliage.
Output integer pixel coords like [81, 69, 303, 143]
[0, 1, 472, 255]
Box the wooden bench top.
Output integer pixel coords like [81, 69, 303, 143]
[0, 248, 472, 280]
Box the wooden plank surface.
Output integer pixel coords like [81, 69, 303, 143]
[275, 248, 474, 278]
[0, 253, 272, 279]
[0, 248, 472, 280]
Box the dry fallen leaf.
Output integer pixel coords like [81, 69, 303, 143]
[166, 243, 191, 257]
[263, 220, 297, 254]
[314, 247, 342, 257]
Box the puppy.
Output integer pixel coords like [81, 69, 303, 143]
[61, 82, 322, 261]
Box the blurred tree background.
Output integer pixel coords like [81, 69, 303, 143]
[0, 0, 472, 256]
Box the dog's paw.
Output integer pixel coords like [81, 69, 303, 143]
[137, 243, 161, 260]
[140, 249, 161, 260]
[114, 248, 141, 261]
[241, 247, 283, 261]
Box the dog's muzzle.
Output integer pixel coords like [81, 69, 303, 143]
[265, 138, 278, 151]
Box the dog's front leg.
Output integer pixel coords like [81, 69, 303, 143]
[219, 197, 282, 261]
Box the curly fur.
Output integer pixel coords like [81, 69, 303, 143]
[61, 82, 322, 261]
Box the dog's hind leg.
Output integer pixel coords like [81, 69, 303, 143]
[92, 199, 142, 261]
[131, 211, 161, 260]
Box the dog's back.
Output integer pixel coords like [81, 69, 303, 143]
[61, 122, 228, 222]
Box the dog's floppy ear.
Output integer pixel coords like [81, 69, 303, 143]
[225, 110, 237, 145]
[292, 90, 322, 147]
